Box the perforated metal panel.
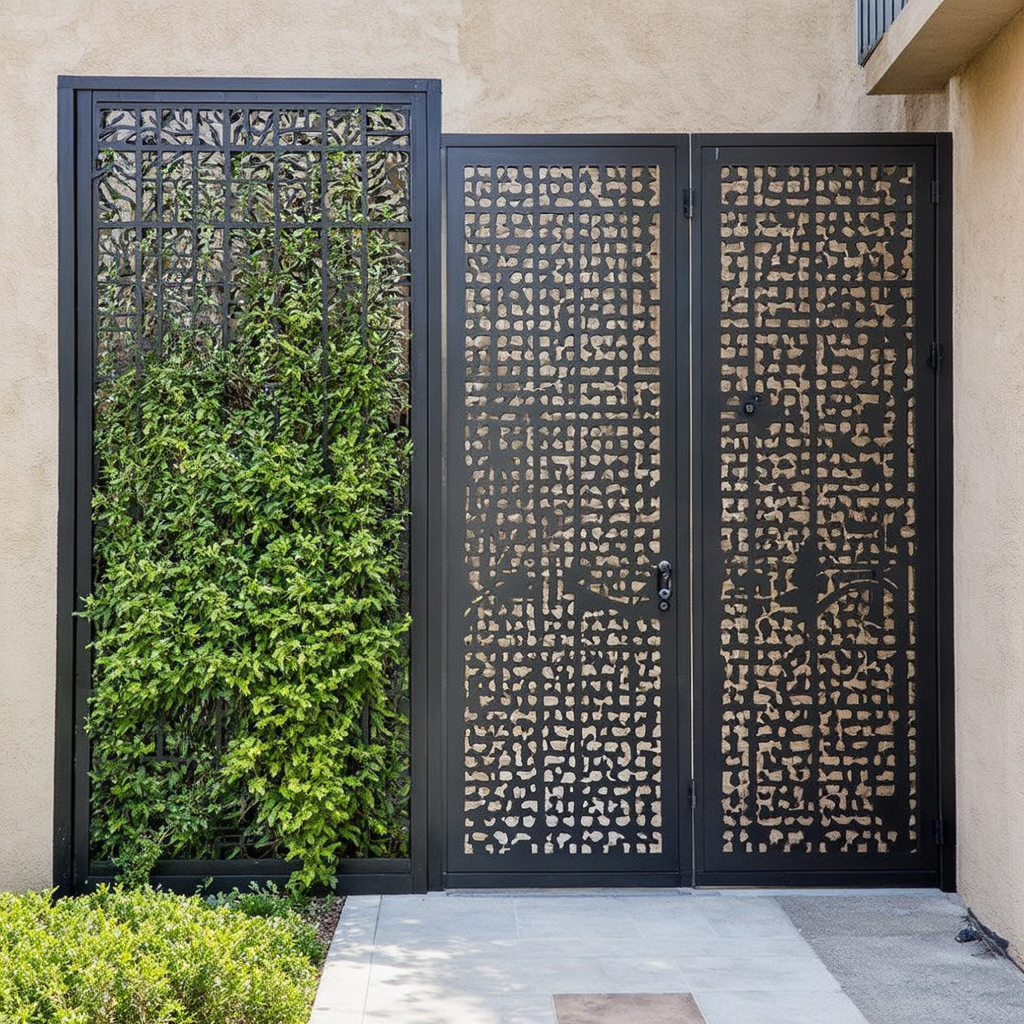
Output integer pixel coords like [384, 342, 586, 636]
[444, 140, 687, 881]
[695, 141, 942, 885]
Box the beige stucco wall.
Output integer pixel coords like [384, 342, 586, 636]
[948, 7, 1024, 967]
[0, 0, 947, 892]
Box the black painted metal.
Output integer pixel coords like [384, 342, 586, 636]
[55, 77, 441, 895]
[83, 858, 413, 895]
[857, 0, 911, 65]
[54, 82, 79, 896]
[933, 133, 956, 893]
[425, 139, 452, 893]
[693, 134, 951, 887]
[411, 81, 445, 896]
[441, 136, 690, 884]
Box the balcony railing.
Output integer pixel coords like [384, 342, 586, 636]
[857, 0, 911, 64]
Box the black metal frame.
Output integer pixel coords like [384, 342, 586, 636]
[691, 133, 955, 890]
[933, 133, 956, 893]
[55, 76, 442, 895]
[438, 134, 692, 889]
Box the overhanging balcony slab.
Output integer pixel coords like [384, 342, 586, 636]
[866, 0, 1024, 93]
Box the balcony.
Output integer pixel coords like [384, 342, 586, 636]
[857, 0, 911, 64]
[859, 0, 1024, 93]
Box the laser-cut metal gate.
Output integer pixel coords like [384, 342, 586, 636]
[440, 134, 951, 889]
[443, 138, 688, 884]
[693, 137, 951, 887]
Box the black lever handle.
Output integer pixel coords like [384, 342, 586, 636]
[654, 559, 673, 612]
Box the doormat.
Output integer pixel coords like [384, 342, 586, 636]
[553, 993, 706, 1024]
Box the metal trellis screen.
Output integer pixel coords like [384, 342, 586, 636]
[65, 82, 437, 892]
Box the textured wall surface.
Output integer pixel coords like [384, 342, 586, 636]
[0, 0, 945, 891]
[948, 7, 1024, 967]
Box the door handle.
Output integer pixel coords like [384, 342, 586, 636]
[654, 559, 673, 612]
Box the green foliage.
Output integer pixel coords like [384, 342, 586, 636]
[0, 886, 319, 1024]
[203, 880, 311, 919]
[203, 881, 333, 964]
[83, 152, 411, 892]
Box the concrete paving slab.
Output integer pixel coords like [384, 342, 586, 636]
[363, 930, 817, 962]
[694, 988, 869, 1024]
[678, 953, 843, 993]
[376, 893, 520, 939]
[363, 990, 557, 1024]
[312, 891, 869, 1024]
[696, 895, 801, 938]
[513, 897, 644, 940]
[370, 950, 688, 995]
[312, 895, 379, 1022]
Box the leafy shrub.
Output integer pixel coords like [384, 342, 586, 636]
[204, 881, 331, 964]
[83, 151, 411, 891]
[0, 886, 319, 1024]
[204, 880, 309, 919]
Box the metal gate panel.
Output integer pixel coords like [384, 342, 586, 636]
[694, 138, 945, 886]
[56, 78, 441, 895]
[443, 137, 688, 884]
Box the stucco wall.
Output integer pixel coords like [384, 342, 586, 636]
[0, 0, 946, 891]
[948, 7, 1024, 966]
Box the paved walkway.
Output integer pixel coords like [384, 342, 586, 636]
[311, 890, 1024, 1024]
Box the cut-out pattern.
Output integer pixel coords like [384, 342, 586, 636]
[95, 104, 411, 375]
[714, 162, 919, 856]
[457, 162, 666, 857]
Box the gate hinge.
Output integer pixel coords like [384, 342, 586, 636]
[927, 340, 944, 372]
[689, 779, 697, 810]
[933, 818, 945, 846]
[682, 187, 695, 220]
[931, 180, 940, 205]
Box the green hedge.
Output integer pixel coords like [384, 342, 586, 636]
[0, 887, 320, 1024]
[84, 169, 411, 891]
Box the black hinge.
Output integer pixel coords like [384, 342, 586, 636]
[933, 818, 945, 846]
[931, 180, 940, 205]
[927, 340, 943, 372]
[689, 779, 697, 810]
[682, 187, 695, 220]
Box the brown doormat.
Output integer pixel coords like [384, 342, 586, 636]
[553, 993, 706, 1024]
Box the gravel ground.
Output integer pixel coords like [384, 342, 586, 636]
[779, 893, 1024, 1024]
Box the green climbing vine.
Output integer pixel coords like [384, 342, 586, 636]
[84, 146, 411, 892]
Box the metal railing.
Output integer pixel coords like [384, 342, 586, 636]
[857, 0, 911, 64]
